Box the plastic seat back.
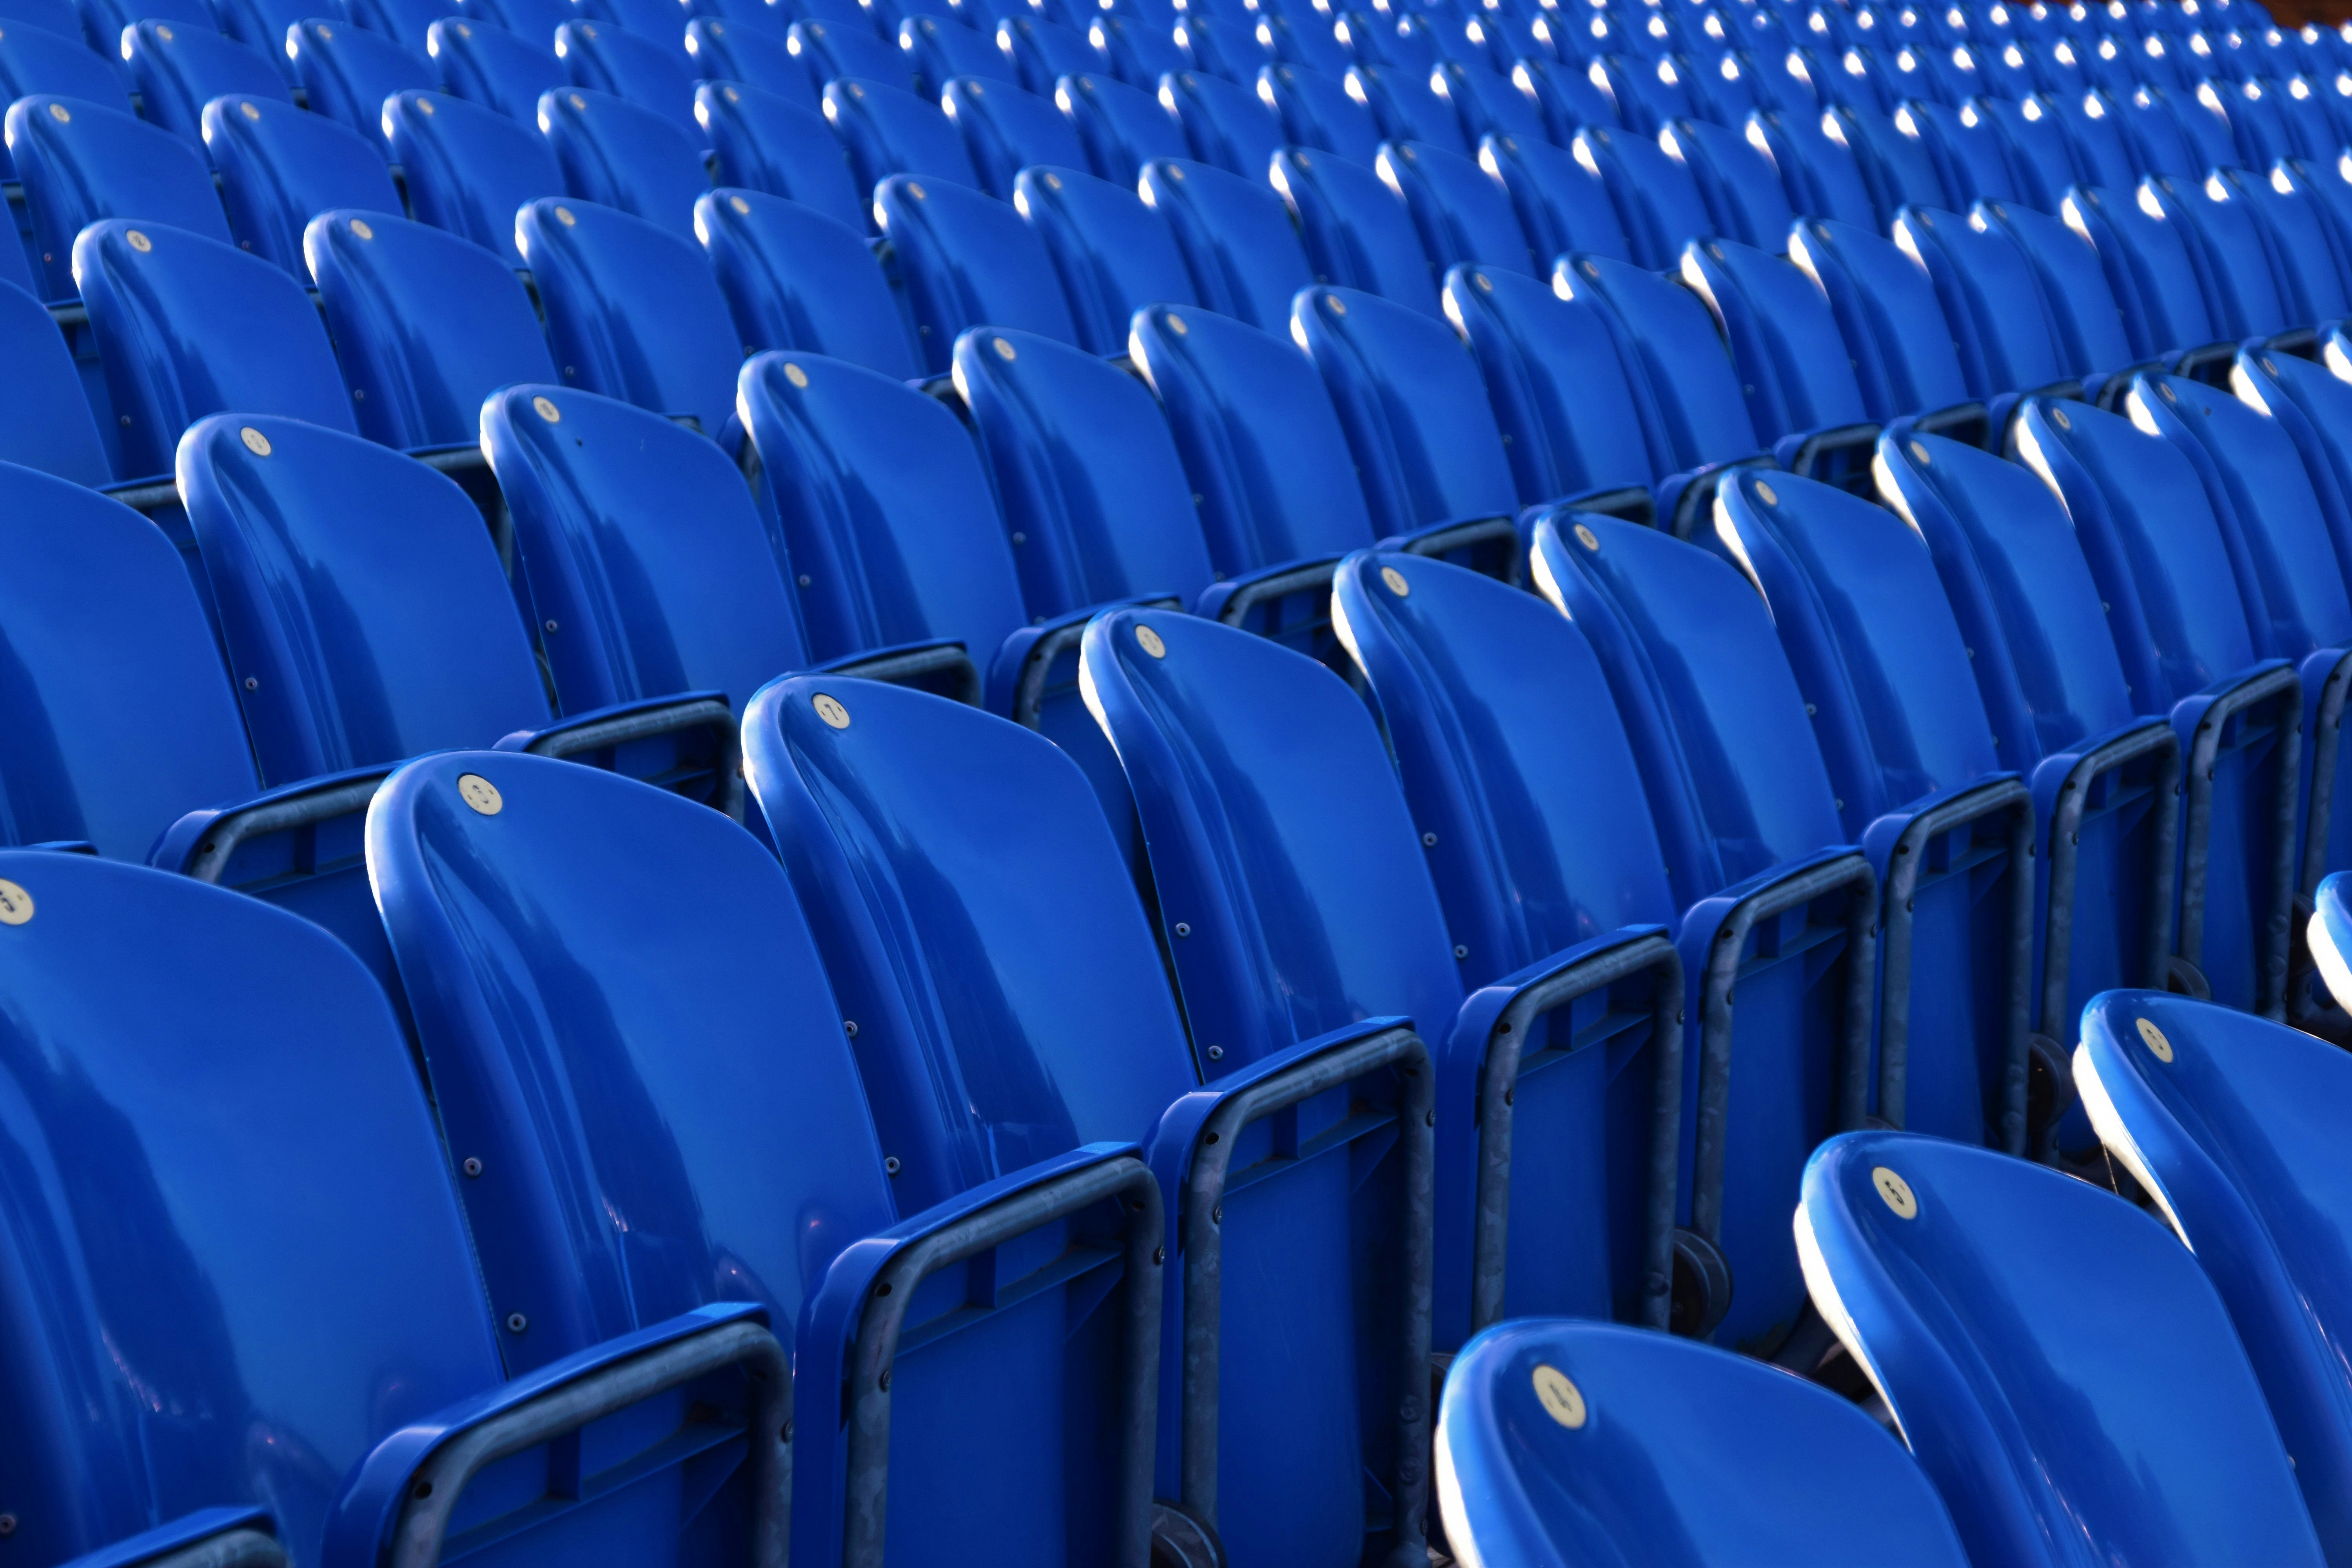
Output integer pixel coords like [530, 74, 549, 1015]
[697, 79, 866, 230]
[430, 14, 568, 117]
[1437, 1319, 1968, 1566]
[205, 94, 402, 273]
[1745, 107, 1880, 232]
[1790, 216, 1973, 422]
[287, 19, 437, 151]
[876, 173, 1078, 369]
[122, 19, 287, 151]
[308, 207, 559, 448]
[1258, 59, 1383, 163]
[556, 16, 699, 134]
[1681, 238, 1872, 445]
[348, 0, 455, 54]
[484, 383, 813, 711]
[1016, 163, 1194, 356]
[2231, 163, 2351, 327]
[2157, 167, 2293, 340]
[1271, 145, 1442, 314]
[1905, 98, 2020, 205]
[1088, 9, 1183, 87]
[1162, 65, 1285, 177]
[1381, 138, 1536, 276]
[942, 73, 1085, 198]
[178, 413, 552, 780]
[1431, 57, 1549, 147]
[1510, 54, 1622, 145]
[518, 196, 745, 439]
[1140, 156, 1314, 331]
[460, 0, 579, 46]
[1057, 69, 1186, 183]
[576, 0, 696, 61]
[1572, 126, 1713, 270]
[788, 15, 913, 91]
[5, 94, 229, 301]
[996, 12, 1093, 94]
[739, 348, 1027, 664]
[1479, 131, 1632, 266]
[211, 0, 310, 81]
[826, 72, 982, 205]
[0, 281, 109, 485]
[0, 9, 134, 176]
[1978, 90, 2086, 207]
[1295, 283, 1519, 538]
[1828, 100, 1950, 227]
[684, 13, 818, 101]
[70, 0, 208, 67]
[1348, 58, 1471, 154]
[1977, 197, 2136, 381]
[1256, 9, 1352, 78]
[1171, 10, 1252, 83]
[2118, 81, 2207, 178]
[2052, 85, 2143, 187]
[385, 89, 564, 265]
[2063, 183, 2220, 359]
[1798, 1131, 2325, 1568]
[697, 187, 920, 376]
[2239, 345, 2352, 595]
[1896, 204, 2073, 397]
[1560, 252, 1765, 472]
[1587, 50, 1695, 133]
[903, 11, 1012, 93]
[1664, 115, 1797, 252]
[538, 83, 709, 239]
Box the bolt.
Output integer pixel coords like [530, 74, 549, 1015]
[463, 1156, 483, 1177]
[797, 573, 811, 587]
[844, 1019, 858, 1037]
[1152, 1245, 1165, 1264]
[1173, 922, 1191, 937]
[1206, 1044, 1223, 1060]
[506, 1312, 528, 1333]
[879, 1368, 892, 1391]
[1422, 831, 1437, 846]
[544, 619, 558, 632]
[1503, 1087, 1515, 1105]
[0, 1514, 17, 1536]
[1211, 1204, 1222, 1224]
[244, 676, 259, 690]
[885, 1156, 902, 1174]
[1454, 944, 1468, 959]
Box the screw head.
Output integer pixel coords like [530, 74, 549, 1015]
[1172, 921, 1191, 937]
[506, 1312, 528, 1333]
[0, 1513, 18, 1535]
[462, 1156, 483, 1177]
[1422, 831, 1437, 846]
[885, 1156, 902, 1174]
[1206, 1045, 1223, 1060]
[844, 1019, 858, 1037]
[243, 676, 259, 690]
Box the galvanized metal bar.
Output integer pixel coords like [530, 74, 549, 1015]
[524, 696, 746, 821]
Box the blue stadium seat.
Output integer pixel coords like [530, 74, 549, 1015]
[1797, 1131, 2325, 1567]
[1089, 9, 1183, 86]
[1974, 195, 2150, 405]
[1587, 49, 1697, 131]
[1138, 155, 1316, 331]
[1016, 163, 1195, 354]
[1381, 139, 1537, 276]
[789, 15, 915, 92]
[684, 11, 819, 99]
[1571, 123, 1716, 269]
[1894, 205, 2085, 420]
[286, 19, 437, 153]
[517, 196, 746, 439]
[555, 15, 701, 133]
[428, 14, 566, 117]
[902, 11, 1011, 92]
[2120, 80, 2218, 176]
[696, 78, 866, 227]
[370, 747, 1150, 1568]
[5, 93, 230, 301]
[1347, 58, 1471, 152]
[120, 19, 286, 153]
[1172, 9, 1252, 80]
[70, 0, 207, 78]
[1745, 107, 1882, 232]
[2151, 167, 2303, 348]
[385, 87, 565, 264]
[1790, 216, 1989, 445]
[1255, 8, 1352, 78]
[1254, 60, 1380, 162]
[1662, 115, 1798, 250]
[0, 13, 133, 179]
[1902, 98, 2020, 205]
[995, 11, 1093, 94]
[576, 0, 697, 62]
[1270, 145, 1442, 312]
[1058, 68, 1188, 182]
[1437, 1319, 1967, 1564]
[538, 83, 710, 237]
[696, 187, 923, 376]
[1478, 132, 1631, 265]
[824, 73, 982, 201]
[942, 73, 1087, 197]
[1161, 64, 1285, 175]
[205, 93, 402, 272]
[2052, 85, 2146, 187]
[1510, 55, 1624, 145]
[345, 0, 450, 56]
[459, 0, 580, 47]
[1680, 238, 1883, 486]
[208, 0, 310, 82]
[1827, 100, 1952, 228]
[2227, 163, 2352, 333]
[0, 279, 111, 485]
[1428, 56, 1550, 145]
[2316, 867, 2352, 1007]
[876, 173, 1078, 368]
[307, 207, 560, 449]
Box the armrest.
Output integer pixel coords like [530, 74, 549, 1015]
[985, 595, 1181, 727]
[1656, 456, 1775, 541]
[2027, 715, 2183, 1031]
[1192, 554, 1342, 627]
[2168, 659, 2300, 1019]
[1438, 927, 1682, 1337]
[1886, 401, 1990, 452]
[326, 1302, 788, 1568]
[1523, 486, 1654, 529]
[813, 639, 982, 706]
[795, 1143, 1162, 1568]
[1772, 421, 1881, 487]
[2167, 340, 2238, 383]
[1990, 381, 2085, 458]
[97, 474, 183, 514]
[2300, 646, 2352, 900]
[152, 764, 395, 884]
[1381, 515, 1523, 584]
[2083, 361, 2163, 411]
[64, 1510, 283, 1568]
[402, 442, 490, 478]
[497, 689, 742, 820]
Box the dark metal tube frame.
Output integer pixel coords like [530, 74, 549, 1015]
[1178, 1025, 1434, 1566]
[1468, 935, 1684, 1335]
[1667, 461, 1777, 541]
[388, 1317, 791, 1568]
[1397, 517, 1523, 585]
[2176, 666, 2301, 1022]
[1690, 855, 1878, 1249]
[1878, 779, 2036, 1155]
[2040, 724, 2183, 1040]
[1210, 561, 1342, 631]
[846, 1156, 1163, 1568]
[133, 1530, 289, 1568]
[1787, 423, 1883, 486]
[2300, 651, 2352, 900]
[1013, 598, 1184, 728]
[524, 696, 746, 822]
[823, 644, 985, 709]
[180, 771, 394, 885]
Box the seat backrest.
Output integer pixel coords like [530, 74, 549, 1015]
[1437, 1319, 1968, 1568]
[1797, 1130, 2325, 1568]
[1056, 68, 1187, 183]
[556, 15, 699, 132]
[1381, 138, 1537, 278]
[1131, 301, 1379, 575]
[178, 413, 552, 782]
[348, 0, 451, 55]
[385, 87, 563, 265]
[429, 14, 567, 118]
[904, 11, 1012, 94]
[1015, 162, 1194, 357]
[1162, 65, 1285, 178]
[459, 0, 577, 47]
[684, 13, 818, 103]
[206, 94, 401, 274]
[1431, 57, 1550, 148]
[2016, 396, 2261, 713]
[2238, 344, 2352, 592]
[737, 350, 1029, 666]
[696, 187, 922, 378]
[955, 325, 1216, 613]
[876, 172, 1081, 370]
[1507, 54, 1623, 147]
[1744, 107, 1880, 232]
[0, 278, 113, 486]
[1664, 115, 1797, 252]
[5, 94, 229, 301]
[1140, 155, 1316, 332]
[1587, 49, 1696, 133]
[1905, 98, 2020, 205]
[0, 851, 508, 1566]
[208, 0, 308, 80]
[697, 79, 867, 231]
[1272, 144, 1443, 314]
[484, 383, 814, 713]
[1680, 238, 1872, 445]
[76, 218, 354, 477]
[1894, 204, 2072, 397]
[0, 15, 132, 166]
[1978, 90, 2085, 207]
[1258, 9, 1353, 78]
[517, 196, 746, 439]
[1827, 100, 1951, 228]
[1295, 283, 1520, 537]
[577, 0, 695, 61]
[537, 83, 710, 239]
[942, 73, 1087, 198]
[1172, 11, 1253, 85]
[1789, 216, 1973, 422]
[1442, 264, 1659, 506]
[287, 19, 436, 150]
[789, 14, 914, 91]
[997, 12, 1094, 96]
[307, 206, 559, 448]
[71, 0, 211, 63]
[1976, 196, 2136, 380]
[824, 73, 982, 198]
[1087, 9, 1183, 87]
[123, 19, 287, 150]
[2061, 183, 2218, 359]
[0, 462, 258, 855]
[1571, 123, 1714, 270]
[1479, 132, 1631, 267]
[1559, 252, 1764, 471]
[2231, 162, 2351, 326]
[2118, 80, 2205, 177]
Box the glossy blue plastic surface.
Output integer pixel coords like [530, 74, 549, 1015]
[70, 0, 207, 71]
[556, 16, 699, 134]
[824, 73, 979, 198]
[1662, 116, 1795, 251]
[1829, 100, 1949, 227]
[903, 13, 1010, 94]
[287, 19, 436, 151]
[123, 19, 286, 152]
[1508, 56, 1624, 149]
[1437, 1319, 1968, 1568]
[0, 15, 133, 181]
[6, 94, 230, 301]
[2241, 344, 2352, 593]
[1572, 122, 1715, 269]
[538, 82, 709, 238]
[1559, 251, 1764, 473]
[790, 17, 914, 95]
[696, 79, 866, 230]
[996, 14, 1092, 96]
[307, 207, 557, 449]
[430, 15, 567, 118]
[1746, 106, 1881, 232]
[1905, 99, 2020, 206]
[1799, 1129, 2325, 1568]
[1271, 144, 1443, 315]
[2160, 167, 2292, 340]
[942, 75, 1086, 198]
[75, 219, 355, 480]
[1057, 69, 1186, 183]
[518, 195, 746, 439]
[483, 383, 811, 713]
[2230, 163, 2350, 326]
[0, 278, 112, 486]
[1902, 205, 2073, 401]
[385, 87, 564, 266]
[204, 95, 399, 274]
[576, 0, 695, 61]
[1431, 60, 1551, 149]
[695, 187, 920, 376]
[0, 852, 505, 1566]
[1162, 67, 1284, 176]
[1790, 216, 1975, 423]
[209, 0, 310, 81]
[1381, 139, 1536, 277]
[1014, 162, 1195, 356]
[459, 0, 579, 48]
[1977, 196, 2138, 383]
[1682, 238, 1873, 447]
[684, 14, 816, 101]
[1478, 132, 1633, 267]
[2077, 993, 2352, 1561]
[877, 171, 1078, 370]
[1138, 156, 1314, 334]
[2065, 182, 2221, 359]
